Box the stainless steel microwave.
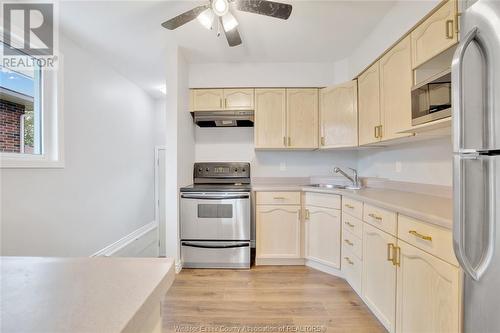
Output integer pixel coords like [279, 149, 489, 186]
[411, 69, 452, 126]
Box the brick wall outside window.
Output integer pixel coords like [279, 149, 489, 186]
[0, 99, 26, 153]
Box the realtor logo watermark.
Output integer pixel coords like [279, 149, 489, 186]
[2, 1, 59, 70]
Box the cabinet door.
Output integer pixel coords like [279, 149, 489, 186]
[223, 89, 254, 110]
[255, 89, 286, 149]
[380, 36, 413, 141]
[192, 89, 224, 111]
[319, 81, 358, 148]
[304, 206, 341, 268]
[396, 241, 460, 333]
[286, 89, 319, 149]
[256, 205, 301, 259]
[411, 0, 458, 69]
[362, 223, 397, 332]
[358, 62, 381, 145]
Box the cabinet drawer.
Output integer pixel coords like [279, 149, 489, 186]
[256, 192, 301, 205]
[398, 215, 457, 266]
[342, 214, 363, 239]
[342, 249, 362, 295]
[342, 197, 363, 219]
[342, 228, 362, 259]
[363, 204, 397, 236]
[305, 192, 341, 209]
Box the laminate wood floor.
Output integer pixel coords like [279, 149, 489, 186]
[163, 266, 386, 333]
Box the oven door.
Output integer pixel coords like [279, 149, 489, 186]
[180, 192, 250, 240]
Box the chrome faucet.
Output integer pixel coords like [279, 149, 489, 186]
[334, 167, 361, 189]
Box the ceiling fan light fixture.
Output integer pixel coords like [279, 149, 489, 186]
[222, 12, 238, 32]
[197, 8, 215, 29]
[212, 0, 229, 16]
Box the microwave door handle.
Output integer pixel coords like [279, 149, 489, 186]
[452, 27, 478, 153]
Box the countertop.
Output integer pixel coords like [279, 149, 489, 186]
[1, 256, 175, 333]
[253, 184, 453, 229]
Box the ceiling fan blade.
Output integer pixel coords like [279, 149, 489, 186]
[235, 0, 292, 20]
[161, 5, 209, 30]
[223, 25, 242, 47]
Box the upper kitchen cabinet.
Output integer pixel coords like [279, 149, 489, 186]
[411, 0, 458, 69]
[319, 81, 358, 149]
[191, 88, 255, 111]
[191, 89, 224, 111]
[358, 62, 382, 145]
[255, 89, 287, 149]
[223, 89, 254, 110]
[379, 35, 413, 141]
[286, 89, 319, 149]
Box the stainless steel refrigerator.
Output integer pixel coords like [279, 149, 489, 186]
[452, 0, 500, 331]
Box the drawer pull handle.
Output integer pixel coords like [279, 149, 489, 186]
[344, 257, 354, 265]
[368, 213, 383, 221]
[273, 197, 286, 200]
[344, 221, 355, 228]
[344, 204, 354, 209]
[344, 239, 354, 246]
[409, 230, 432, 241]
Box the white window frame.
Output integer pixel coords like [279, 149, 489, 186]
[0, 30, 64, 168]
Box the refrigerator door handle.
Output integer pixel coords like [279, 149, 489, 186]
[453, 155, 496, 281]
[452, 26, 479, 153]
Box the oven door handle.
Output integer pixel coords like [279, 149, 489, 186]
[181, 242, 250, 249]
[181, 193, 250, 200]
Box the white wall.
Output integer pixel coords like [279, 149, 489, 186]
[195, 127, 357, 178]
[189, 62, 336, 88]
[0, 35, 158, 256]
[357, 138, 453, 186]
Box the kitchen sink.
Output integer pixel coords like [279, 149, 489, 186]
[307, 184, 347, 189]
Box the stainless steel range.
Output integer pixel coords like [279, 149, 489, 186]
[180, 162, 251, 269]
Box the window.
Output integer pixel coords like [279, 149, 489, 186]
[0, 41, 63, 168]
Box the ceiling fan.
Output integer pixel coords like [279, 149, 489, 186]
[161, 0, 293, 47]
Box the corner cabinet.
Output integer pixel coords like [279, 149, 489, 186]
[358, 62, 382, 145]
[255, 88, 318, 150]
[319, 81, 358, 149]
[411, 0, 458, 69]
[254, 89, 287, 149]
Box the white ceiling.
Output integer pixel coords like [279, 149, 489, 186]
[60, 0, 397, 97]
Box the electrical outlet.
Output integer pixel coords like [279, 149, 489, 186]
[279, 162, 287, 171]
[395, 161, 402, 173]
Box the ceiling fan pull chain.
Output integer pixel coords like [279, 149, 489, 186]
[217, 18, 221, 37]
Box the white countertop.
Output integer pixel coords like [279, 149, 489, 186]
[1, 257, 175, 333]
[253, 184, 453, 229]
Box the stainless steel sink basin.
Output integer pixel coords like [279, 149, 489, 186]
[307, 184, 347, 189]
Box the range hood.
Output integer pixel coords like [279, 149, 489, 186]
[193, 111, 254, 127]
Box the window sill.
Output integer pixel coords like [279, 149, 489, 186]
[0, 153, 64, 168]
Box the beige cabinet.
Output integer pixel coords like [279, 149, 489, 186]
[254, 89, 286, 149]
[379, 36, 413, 141]
[396, 241, 461, 333]
[286, 89, 319, 149]
[362, 223, 397, 332]
[319, 81, 358, 148]
[358, 62, 382, 145]
[411, 0, 458, 69]
[191, 89, 224, 111]
[304, 206, 341, 268]
[223, 89, 254, 110]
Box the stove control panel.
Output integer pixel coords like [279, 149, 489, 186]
[193, 162, 250, 180]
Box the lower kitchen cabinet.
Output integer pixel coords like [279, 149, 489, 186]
[362, 223, 397, 333]
[396, 240, 461, 333]
[256, 205, 301, 261]
[304, 206, 341, 268]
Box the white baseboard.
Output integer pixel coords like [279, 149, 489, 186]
[92, 221, 158, 257]
[305, 259, 343, 278]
